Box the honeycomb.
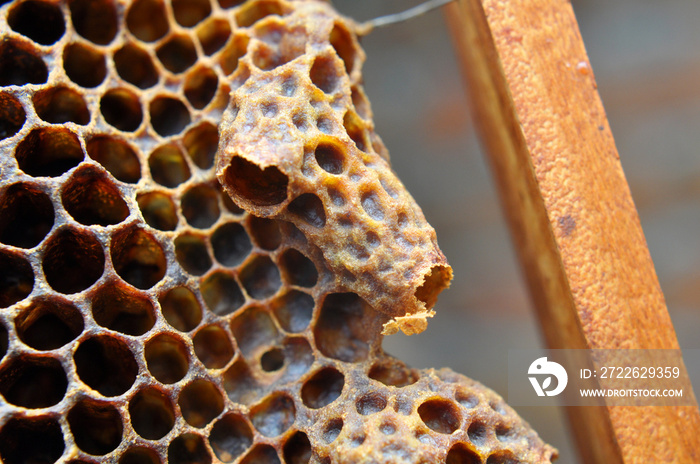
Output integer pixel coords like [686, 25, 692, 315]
[0, 0, 557, 463]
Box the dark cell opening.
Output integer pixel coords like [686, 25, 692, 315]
[42, 227, 104, 294]
[68, 398, 123, 455]
[0, 182, 54, 248]
[74, 335, 138, 396]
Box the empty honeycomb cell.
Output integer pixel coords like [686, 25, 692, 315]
[184, 122, 219, 169]
[394, 397, 413, 416]
[150, 95, 192, 137]
[0, 416, 65, 464]
[301, 367, 344, 409]
[179, 379, 225, 427]
[211, 222, 252, 267]
[446, 443, 482, 464]
[314, 141, 345, 174]
[218, 33, 249, 75]
[159, 286, 202, 332]
[8, 0, 65, 45]
[126, 0, 169, 42]
[292, 112, 308, 132]
[182, 184, 221, 228]
[110, 226, 166, 289]
[101, 88, 143, 132]
[62, 166, 130, 226]
[361, 191, 385, 221]
[0, 355, 67, 408]
[197, 17, 231, 56]
[250, 393, 295, 437]
[316, 116, 334, 134]
[175, 233, 213, 276]
[209, 413, 253, 463]
[114, 43, 159, 89]
[15, 297, 83, 350]
[283, 431, 311, 464]
[323, 418, 343, 443]
[380, 420, 396, 435]
[230, 306, 279, 356]
[200, 270, 244, 316]
[223, 359, 261, 405]
[15, 127, 84, 177]
[418, 399, 461, 434]
[329, 22, 356, 74]
[33, 86, 90, 125]
[272, 290, 313, 333]
[309, 55, 340, 94]
[137, 191, 179, 231]
[456, 388, 480, 409]
[193, 324, 234, 368]
[74, 335, 138, 396]
[120, 447, 161, 464]
[260, 346, 284, 371]
[0, 38, 47, 86]
[129, 386, 176, 440]
[314, 292, 375, 363]
[496, 423, 514, 442]
[145, 333, 190, 384]
[487, 451, 519, 464]
[156, 35, 197, 74]
[86, 135, 142, 183]
[222, 156, 289, 207]
[173, 0, 211, 27]
[0, 182, 54, 248]
[0, 92, 25, 140]
[279, 249, 317, 287]
[42, 227, 104, 294]
[343, 111, 367, 151]
[239, 255, 281, 299]
[288, 193, 326, 228]
[68, 398, 123, 455]
[0, 249, 33, 308]
[328, 188, 345, 207]
[91, 280, 156, 335]
[368, 360, 418, 388]
[356, 392, 388, 416]
[251, 22, 306, 71]
[169, 433, 212, 464]
[248, 216, 282, 250]
[281, 75, 296, 97]
[149, 144, 191, 187]
[350, 86, 370, 120]
[69, 0, 118, 45]
[63, 42, 107, 88]
[241, 444, 280, 464]
[235, 0, 287, 28]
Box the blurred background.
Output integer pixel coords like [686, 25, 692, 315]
[333, 0, 700, 462]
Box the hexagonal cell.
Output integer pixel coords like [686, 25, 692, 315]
[279, 249, 317, 288]
[150, 95, 191, 137]
[126, 0, 169, 42]
[0, 417, 64, 464]
[182, 184, 221, 228]
[145, 333, 190, 384]
[68, 398, 123, 455]
[62, 166, 129, 226]
[15, 127, 84, 177]
[283, 431, 311, 464]
[0, 249, 33, 308]
[356, 392, 387, 416]
[329, 22, 356, 74]
[0, 92, 25, 140]
[138, 191, 178, 231]
[42, 227, 104, 294]
[0, 355, 67, 408]
[8, 0, 65, 45]
[197, 17, 231, 56]
[218, 33, 249, 75]
[271, 290, 313, 333]
[183, 122, 218, 170]
[193, 324, 234, 369]
[250, 393, 295, 437]
[87, 135, 142, 183]
[179, 379, 225, 427]
[322, 418, 343, 443]
[456, 388, 480, 409]
[159, 286, 202, 332]
[314, 141, 345, 174]
[175, 233, 213, 276]
[287, 193, 326, 228]
[368, 359, 418, 388]
[157, 35, 197, 74]
[15, 297, 83, 350]
[351, 86, 370, 119]
[185, 66, 218, 109]
[63, 42, 107, 88]
[91, 280, 156, 335]
[361, 191, 385, 221]
[0, 39, 47, 86]
[230, 306, 279, 357]
[119, 447, 160, 464]
[239, 255, 281, 300]
[251, 22, 306, 71]
[148, 143, 191, 187]
[200, 271, 244, 316]
[211, 222, 252, 267]
[301, 367, 344, 409]
[486, 451, 519, 464]
[221, 156, 289, 207]
[223, 359, 261, 406]
[74, 335, 138, 396]
[69, 0, 118, 45]
[343, 111, 367, 152]
[314, 293, 375, 363]
[110, 226, 166, 289]
[114, 43, 159, 89]
[173, 0, 211, 27]
[0, 182, 54, 249]
[235, 0, 287, 28]
[418, 399, 460, 434]
[209, 413, 253, 463]
[169, 434, 211, 464]
[240, 445, 280, 464]
[310, 55, 340, 94]
[467, 420, 487, 446]
[248, 216, 281, 250]
[101, 88, 143, 132]
[33, 86, 90, 125]
[129, 386, 175, 440]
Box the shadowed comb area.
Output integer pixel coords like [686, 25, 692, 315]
[0, 0, 556, 463]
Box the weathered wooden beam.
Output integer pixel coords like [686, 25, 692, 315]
[445, 0, 700, 462]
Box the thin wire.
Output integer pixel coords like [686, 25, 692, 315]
[359, 0, 456, 34]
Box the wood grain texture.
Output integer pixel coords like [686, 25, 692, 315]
[445, 0, 700, 462]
